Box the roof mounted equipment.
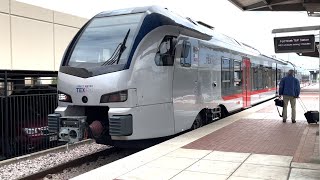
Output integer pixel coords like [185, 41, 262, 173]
[197, 21, 214, 29]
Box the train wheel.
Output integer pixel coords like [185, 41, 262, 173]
[219, 105, 229, 119]
[192, 114, 203, 130]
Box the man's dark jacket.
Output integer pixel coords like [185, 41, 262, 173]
[279, 75, 300, 97]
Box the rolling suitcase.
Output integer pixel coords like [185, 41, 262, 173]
[304, 111, 319, 124]
[298, 98, 319, 124]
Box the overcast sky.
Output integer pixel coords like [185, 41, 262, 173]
[19, 0, 320, 69]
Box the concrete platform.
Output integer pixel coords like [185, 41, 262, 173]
[72, 84, 320, 180]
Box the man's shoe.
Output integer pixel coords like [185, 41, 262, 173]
[283, 119, 286, 123]
[292, 120, 296, 123]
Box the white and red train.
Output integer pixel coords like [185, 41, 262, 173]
[54, 6, 309, 147]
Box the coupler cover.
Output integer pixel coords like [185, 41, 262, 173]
[109, 115, 132, 136]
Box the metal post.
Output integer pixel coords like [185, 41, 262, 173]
[4, 71, 9, 157]
[318, 31, 320, 157]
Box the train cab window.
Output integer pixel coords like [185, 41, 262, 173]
[180, 41, 191, 67]
[155, 36, 177, 66]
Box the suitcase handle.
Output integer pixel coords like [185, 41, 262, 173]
[298, 98, 308, 113]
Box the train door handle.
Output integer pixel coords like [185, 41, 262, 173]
[212, 82, 217, 87]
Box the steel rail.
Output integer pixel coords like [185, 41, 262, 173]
[18, 147, 118, 180]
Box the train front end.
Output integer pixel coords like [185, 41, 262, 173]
[51, 9, 147, 146]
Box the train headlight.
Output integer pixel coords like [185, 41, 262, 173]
[100, 90, 128, 103]
[58, 91, 72, 103]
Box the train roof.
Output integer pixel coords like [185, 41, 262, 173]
[96, 6, 297, 65]
[260, 54, 290, 65]
[96, 6, 213, 40]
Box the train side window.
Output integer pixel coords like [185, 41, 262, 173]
[221, 57, 233, 96]
[251, 63, 258, 91]
[257, 65, 263, 90]
[264, 67, 272, 89]
[277, 69, 282, 85]
[222, 58, 231, 82]
[155, 36, 177, 66]
[180, 41, 191, 67]
[234, 61, 241, 87]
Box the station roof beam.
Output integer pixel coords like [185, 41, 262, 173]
[228, 0, 320, 17]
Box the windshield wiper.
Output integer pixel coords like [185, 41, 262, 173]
[101, 44, 121, 66]
[116, 29, 130, 64]
[101, 29, 130, 66]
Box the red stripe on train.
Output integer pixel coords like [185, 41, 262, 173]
[222, 87, 277, 101]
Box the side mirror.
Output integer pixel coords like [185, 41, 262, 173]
[180, 41, 191, 67]
[181, 41, 191, 58]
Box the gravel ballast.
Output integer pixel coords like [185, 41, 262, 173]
[0, 142, 109, 180]
[43, 149, 138, 180]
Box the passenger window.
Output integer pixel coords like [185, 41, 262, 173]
[155, 36, 177, 66]
[263, 67, 272, 89]
[234, 61, 242, 88]
[251, 63, 258, 90]
[221, 58, 233, 96]
[180, 41, 191, 67]
[222, 58, 231, 82]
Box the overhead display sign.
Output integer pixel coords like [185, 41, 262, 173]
[274, 35, 315, 53]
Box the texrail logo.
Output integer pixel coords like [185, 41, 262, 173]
[76, 85, 93, 93]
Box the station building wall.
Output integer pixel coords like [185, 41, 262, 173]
[0, 0, 88, 71]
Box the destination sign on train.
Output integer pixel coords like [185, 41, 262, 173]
[274, 35, 315, 53]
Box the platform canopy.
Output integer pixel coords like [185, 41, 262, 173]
[228, 0, 320, 17]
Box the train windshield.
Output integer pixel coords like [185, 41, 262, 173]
[67, 13, 144, 68]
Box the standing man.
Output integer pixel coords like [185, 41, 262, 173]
[279, 69, 300, 123]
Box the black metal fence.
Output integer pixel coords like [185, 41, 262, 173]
[0, 70, 58, 160]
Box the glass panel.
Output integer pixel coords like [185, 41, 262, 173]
[180, 41, 191, 67]
[185, 42, 191, 66]
[221, 58, 234, 96]
[233, 61, 242, 93]
[155, 36, 176, 66]
[67, 13, 144, 69]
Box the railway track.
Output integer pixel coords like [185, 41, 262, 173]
[18, 147, 119, 180]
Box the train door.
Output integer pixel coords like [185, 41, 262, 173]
[172, 37, 199, 133]
[242, 58, 251, 108]
[197, 43, 220, 114]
